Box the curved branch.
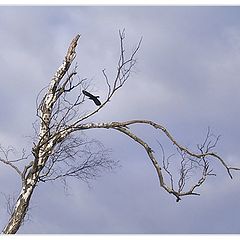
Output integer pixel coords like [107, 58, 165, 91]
[70, 119, 240, 201]
[114, 126, 177, 199]
[87, 119, 240, 179]
[0, 158, 22, 178]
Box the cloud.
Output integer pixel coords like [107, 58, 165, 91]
[0, 6, 240, 234]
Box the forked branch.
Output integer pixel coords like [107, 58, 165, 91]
[1, 30, 239, 235]
[71, 120, 240, 201]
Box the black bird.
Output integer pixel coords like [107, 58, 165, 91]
[82, 90, 101, 106]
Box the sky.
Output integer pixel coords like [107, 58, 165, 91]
[0, 6, 240, 234]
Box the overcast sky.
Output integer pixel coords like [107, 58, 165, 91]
[0, 6, 240, 234]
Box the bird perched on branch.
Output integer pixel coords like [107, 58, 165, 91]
[82, 90, 101, 106]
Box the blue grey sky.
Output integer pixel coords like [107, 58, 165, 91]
[0, 6, 240, 234]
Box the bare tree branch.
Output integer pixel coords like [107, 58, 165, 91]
[70, 120, 240, 201]
[0, 146, 28, 179]
[0, 158, 22, 178]
[71, 30, 142, 124]
[2, 30, 239, 234]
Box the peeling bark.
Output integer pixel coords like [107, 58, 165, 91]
[2, 35, 81, 234]
[2, 174, 38, 234]
[2, 31, 239, 234]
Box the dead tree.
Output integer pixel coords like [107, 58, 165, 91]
[1, 31, 240, 234]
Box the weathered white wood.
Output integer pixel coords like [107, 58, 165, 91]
[2, 35, 81, 234]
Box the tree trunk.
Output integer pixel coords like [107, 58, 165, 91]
[2, 172, 38, 234]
